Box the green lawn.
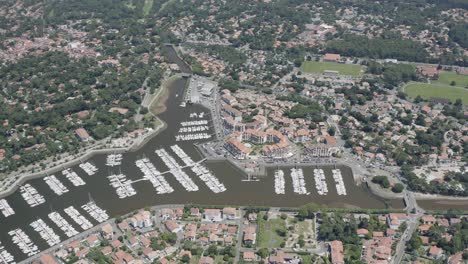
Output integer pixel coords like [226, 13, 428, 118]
[434, 71, 468, 87]
[403, 82, 468, 104]
[143, 0, 154, 16]
[300, 61, 363, 77]
[257, 214, 287, 248]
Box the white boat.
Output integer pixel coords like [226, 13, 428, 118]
[81, 201, 109, 223]
[135, 158, 174, 194]
[64, 206, 93, 230]
[314, 169, 328, 195]
[290, 168, 308, 195]
[30, 219, 61, 246]
[107, 173, 137, 199]
[106, 154, 123, 167]
[274, 170, 285, 194]
[170, 145, 226, 193]
[332, 169, 347, 196]
[0, 199, 15, 217]
[155, 148, 199, 192]
[79, 162, 98, 176]
[0, 241, 15, 263]
[8, 228, 39, 257]
[48, 212, 78, 238]
[20, 184, 45, 207]
[62, 169, 86, 186]
[44, 175, 69, 196]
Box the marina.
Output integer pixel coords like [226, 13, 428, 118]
[43, 175, 69, 196]
[0, 46, 411, 263]
[64, 206, 93, 230]
[332, 169, 347, 196]
[314, 169, 329, 195]
[170, 145, 226, 193]
[0, 199, 15, 217]
[62, 169, 86, 187]
[19, 184, 45, 208]
[290, 168, 309, 195]
[0, 242, 15, 264]
[30, 219, 61, 247]
[8, 229, 39, 257]
[274, 170, 285, 194]
[155, 148, 199, 192]
[106, 154, 122, 167]
[135, 158, 174, 194]
[79, 162, 98, 176]
[107, 173, 137, 199]
[81, 201, 109, 223]
[48, 212, 78, 238]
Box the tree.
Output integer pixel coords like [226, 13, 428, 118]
[407, 232, 422, 251]
[181, 254, 190, 263]
[392, 183, 404, 193]
[372, 176, 390, 189]
[207, 244, 218, 256]
[257, 248, 269, 259]
[450, 81, 456, 86]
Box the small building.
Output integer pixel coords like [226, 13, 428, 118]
[75, 128, 91, 142]
[204, 209, 222, 222]
[323, 53, 341, 62]
[39, 254, 59, 264]
[428, 246, 443, 259]
[165, 220, 182, 233]
[199, 256, 214, 264]
[330, 240, 344, 264]
[243, 251, 256, 262]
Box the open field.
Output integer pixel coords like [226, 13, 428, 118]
[300, 61, 363, 77]
[257, 213, 287, 248]
[435, 71, 468, 87]
[403, 82, 468, 104]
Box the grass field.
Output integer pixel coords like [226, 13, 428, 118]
[143, 0, 154, 16]
[300, 61, 363, 77]
[257, 214, 287, 248]
[403, 82, 468, 104]
[435, 71, 468, 87]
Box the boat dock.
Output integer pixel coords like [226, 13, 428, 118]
[0, 199, 15, 217]
[48, 212, 78, 238]
[291, 168, 308, 195]
[44, 175, 69, 196]
[0, 242, 15, 263]
[155, 149, 199, 192]
[313, 168, 328, 195]
[107, 174, 137, 199]
[170, 145, 226, 193]
[62, 169, 86, 187]
[64, 206, 93, 230]
[79, 162, 98, 176]
[8, 229, 39, 257]
[274, 170, 285, 194]
[81, 202, 109, 223]
[135, 158, 174, 194]
[30, 219, 61, 247]
[332, 169, 347, 195]
[106, 154, 122, 167]
[19, 184, 45, 208]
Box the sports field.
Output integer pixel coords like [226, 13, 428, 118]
[403, 82, 468, 104]
[300, 61, 363, 77]
[434, 71, 468, 87]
